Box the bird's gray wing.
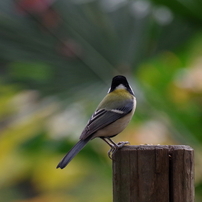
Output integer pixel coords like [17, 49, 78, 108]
[80, 100, 133, 140]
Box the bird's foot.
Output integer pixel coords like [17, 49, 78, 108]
[108, 141, 130, 159]
[117, 141, 130, 147]
[108, 147, 115, 159]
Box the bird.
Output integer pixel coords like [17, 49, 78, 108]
[57, 75, 136, 169]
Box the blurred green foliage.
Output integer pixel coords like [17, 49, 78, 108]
[0, 0, 202, 201]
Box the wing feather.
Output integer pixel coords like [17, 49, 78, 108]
[80, 100, 133, 140]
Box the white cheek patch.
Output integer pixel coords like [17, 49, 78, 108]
[116, 84, 126, 90]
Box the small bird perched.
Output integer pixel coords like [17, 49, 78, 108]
[57, 75, 136, 169]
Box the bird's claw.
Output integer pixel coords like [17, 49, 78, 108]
[108, 141, 130, 159]
[117, 141, 130, 147]
[108, 147, 115, 159]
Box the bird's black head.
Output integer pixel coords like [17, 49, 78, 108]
[108, 75, 134, 95]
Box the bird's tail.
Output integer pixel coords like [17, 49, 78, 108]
[56, 137, 91, 169]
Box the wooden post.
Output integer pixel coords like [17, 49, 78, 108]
[113, 145, 194, 202]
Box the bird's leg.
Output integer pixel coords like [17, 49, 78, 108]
[100, 137, 116, 159]
[100, 137, 114, 147]
[107, 138, 130, 158]
[101, 137, 130, 159]
[107, 138, 130, 148]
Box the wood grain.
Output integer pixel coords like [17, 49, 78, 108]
[112, 145, 194, 202]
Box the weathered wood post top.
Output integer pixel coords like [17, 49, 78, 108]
[113, 145, 194, 202]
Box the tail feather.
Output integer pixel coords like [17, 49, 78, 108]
[57, 137, 91, 169]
